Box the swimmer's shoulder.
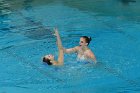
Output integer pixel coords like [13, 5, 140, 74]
[84, 48, 94, 56]
[85, 48, 92, 52]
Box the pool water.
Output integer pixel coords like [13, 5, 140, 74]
[0, 0, 140, 93]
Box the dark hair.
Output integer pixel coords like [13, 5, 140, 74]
[81, 36, 92, 45]
[43, 57, 52, 65]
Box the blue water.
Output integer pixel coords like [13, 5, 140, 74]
[0, 0, 140, 93]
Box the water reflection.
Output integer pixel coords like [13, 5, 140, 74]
[15, 11, 54, 40]
[23, 0, 34, 11]
[119, 0, 136, 5]
[24, 26, 54, 40]
[0, 0, 11, 16]
[20, 0, 54, 40]
[0, 0, 12, 37]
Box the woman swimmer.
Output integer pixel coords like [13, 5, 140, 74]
[63, 36, 97, 63]
[42, 28, 64, 66]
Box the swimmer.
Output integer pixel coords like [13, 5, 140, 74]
[63, 36, 97, 63]
[42, 28, 64, 66]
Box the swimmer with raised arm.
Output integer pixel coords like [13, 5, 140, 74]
[63, 36, 97, 63]
[42, 28, 64, 66]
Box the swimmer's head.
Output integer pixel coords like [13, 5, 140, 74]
[42, 54, 54, 65]
[80, 36, 92, 46]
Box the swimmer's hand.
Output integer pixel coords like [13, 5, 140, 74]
[53, 28, 59, 36]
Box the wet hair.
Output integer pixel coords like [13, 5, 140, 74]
[81, 36, 92, 45]
[42, 57, 52, 65]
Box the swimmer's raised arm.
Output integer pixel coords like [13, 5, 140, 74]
[54, 28, 62, 49]
[42, 28, 64, 66]
[53, 28, 64, 65]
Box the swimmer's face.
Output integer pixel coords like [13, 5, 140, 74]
[79, 37, 88, 46]
[44, 54, 54, 61]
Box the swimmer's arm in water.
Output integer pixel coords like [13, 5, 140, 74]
[53, 28, 64, 66]
[86, 50, 97, 64]
[63, 46, 79, 53]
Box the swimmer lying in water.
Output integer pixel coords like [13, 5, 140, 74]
[42, 28, 64, 66]
[63, 36, 97, 64]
